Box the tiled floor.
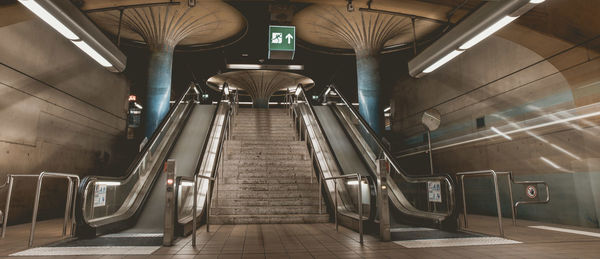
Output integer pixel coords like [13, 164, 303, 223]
[2, 215, 600, 258]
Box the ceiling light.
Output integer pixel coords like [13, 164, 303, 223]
[96, 181, 121, 186]
[530, 0, 545, 3]
[180, 181, 194, 187]
[18, 0, 79, 40]
[72, 40, 112, 67]
[227, 64, 262, 70]
[423, 50, 464, 73]
[459, 16, 517, 50]
[384, 107, 391, 112]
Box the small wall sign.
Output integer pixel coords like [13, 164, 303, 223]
[526, 185, 538, 199]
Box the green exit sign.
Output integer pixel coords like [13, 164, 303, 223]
[268, 25, 295, 60]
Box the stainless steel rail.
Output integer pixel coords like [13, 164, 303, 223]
[290, 89, 361, 219]
[457, 170, 509, 237]
[189, 94, 232, 247]
[510, 173, 550, 224]
[323, 174, 365, 244]
[457, 170, 550, 237]
[324, 85, 455, 219]
[1, 172, 79, 247]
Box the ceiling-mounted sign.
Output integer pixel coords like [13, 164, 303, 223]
[268, 25, 295, 60]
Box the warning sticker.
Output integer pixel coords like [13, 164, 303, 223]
[428, 181, 442, 203]
[94, 184, 107, 207]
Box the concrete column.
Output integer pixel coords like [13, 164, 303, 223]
[145, 47, 174, 137]
[356, 51, 383, 135]
[253, 98, 269, 108]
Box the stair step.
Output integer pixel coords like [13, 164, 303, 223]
[221, 177, 317, 184]
[209, 214, 329, 224]
[213, 198, 323, 207]
[217, 183, 319, 191]
[215, 191, 320, 199]
[226, 154, 307, 161]
[212, 206, 322, 215]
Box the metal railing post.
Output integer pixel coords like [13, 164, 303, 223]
[491, 171, 504, 237]
[62, 178, 73, 236]
[192, 177, 198, 247]
[206, 178, 212, 233]
[507, 174, 516, 226]
[461, 175, 467, 228]
[357, 174, 363, 244]
[70, 178, 79, 236]
[334, 182, 338, 232]
[1, 176, 13, 238]
[29, 173, 45, 247]
[318, 175, 322, 214]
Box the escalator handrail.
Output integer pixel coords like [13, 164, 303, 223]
[178, 93, 231, 225]
[77, 84, 197, 229]
[294, 88, 367, 215]
[325, 85, 455, 217]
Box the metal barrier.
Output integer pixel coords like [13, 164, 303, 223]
[323, 174, 365, 244]
[457, 170, 550, 237]
[1, 172, 79, 247]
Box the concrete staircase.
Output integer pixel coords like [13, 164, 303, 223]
[209, 108, 329, 224]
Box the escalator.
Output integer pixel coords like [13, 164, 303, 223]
[291, 85, 458, 236]
[75, 84, 231, 241]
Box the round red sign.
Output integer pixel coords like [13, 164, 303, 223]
[526, 185, 537, 199]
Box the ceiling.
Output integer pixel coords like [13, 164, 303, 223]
[1, 0, 599, 103]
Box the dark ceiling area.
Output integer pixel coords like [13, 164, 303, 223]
[119, 1, 417, 105]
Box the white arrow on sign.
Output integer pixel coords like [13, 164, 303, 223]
[285, 33, 293, 44]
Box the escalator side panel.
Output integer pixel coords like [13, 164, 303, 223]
[312, 106, 371, 178]
[122, 105, 216, 234]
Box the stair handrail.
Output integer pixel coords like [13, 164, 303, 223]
[321, 85, 455, 219]
[175, 92, 226, 225]
[292, 88, 362, 217]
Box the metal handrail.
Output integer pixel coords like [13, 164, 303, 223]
[78, 85, 197, 231]
[323, 173, 365, 244]
[190, 96, 231, 247]
[323, 85, 455, 218]
[456, 170, 509, 237]
[509, 174, 550, 222]
[293, 88, 360, 216]
[1, 172, 79, 247]
[175, 94, 226, 225]
[457, 169, 550, 237]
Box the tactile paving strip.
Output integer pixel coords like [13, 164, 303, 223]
[394, 237, 521, 248]
[10, 246, 160, 256]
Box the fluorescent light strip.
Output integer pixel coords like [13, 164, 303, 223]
[384, 106, 391, 112]
[227, 64, 262, 69]
[459, 16, 517, 50]
[423, 50, 464, 73]
[96, 181, 121, 186]
[18, 0, 79, 40]
[490, 126, 512, 140]
[530, 0, 546, 4]
[72, 41, 112, 67]
[180, 181, 194, 187]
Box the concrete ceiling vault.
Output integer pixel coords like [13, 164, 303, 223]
[206, 70, 314, 106]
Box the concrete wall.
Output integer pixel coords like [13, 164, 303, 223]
[0, 19, 130, 224]
[391, 29, 600, 228]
